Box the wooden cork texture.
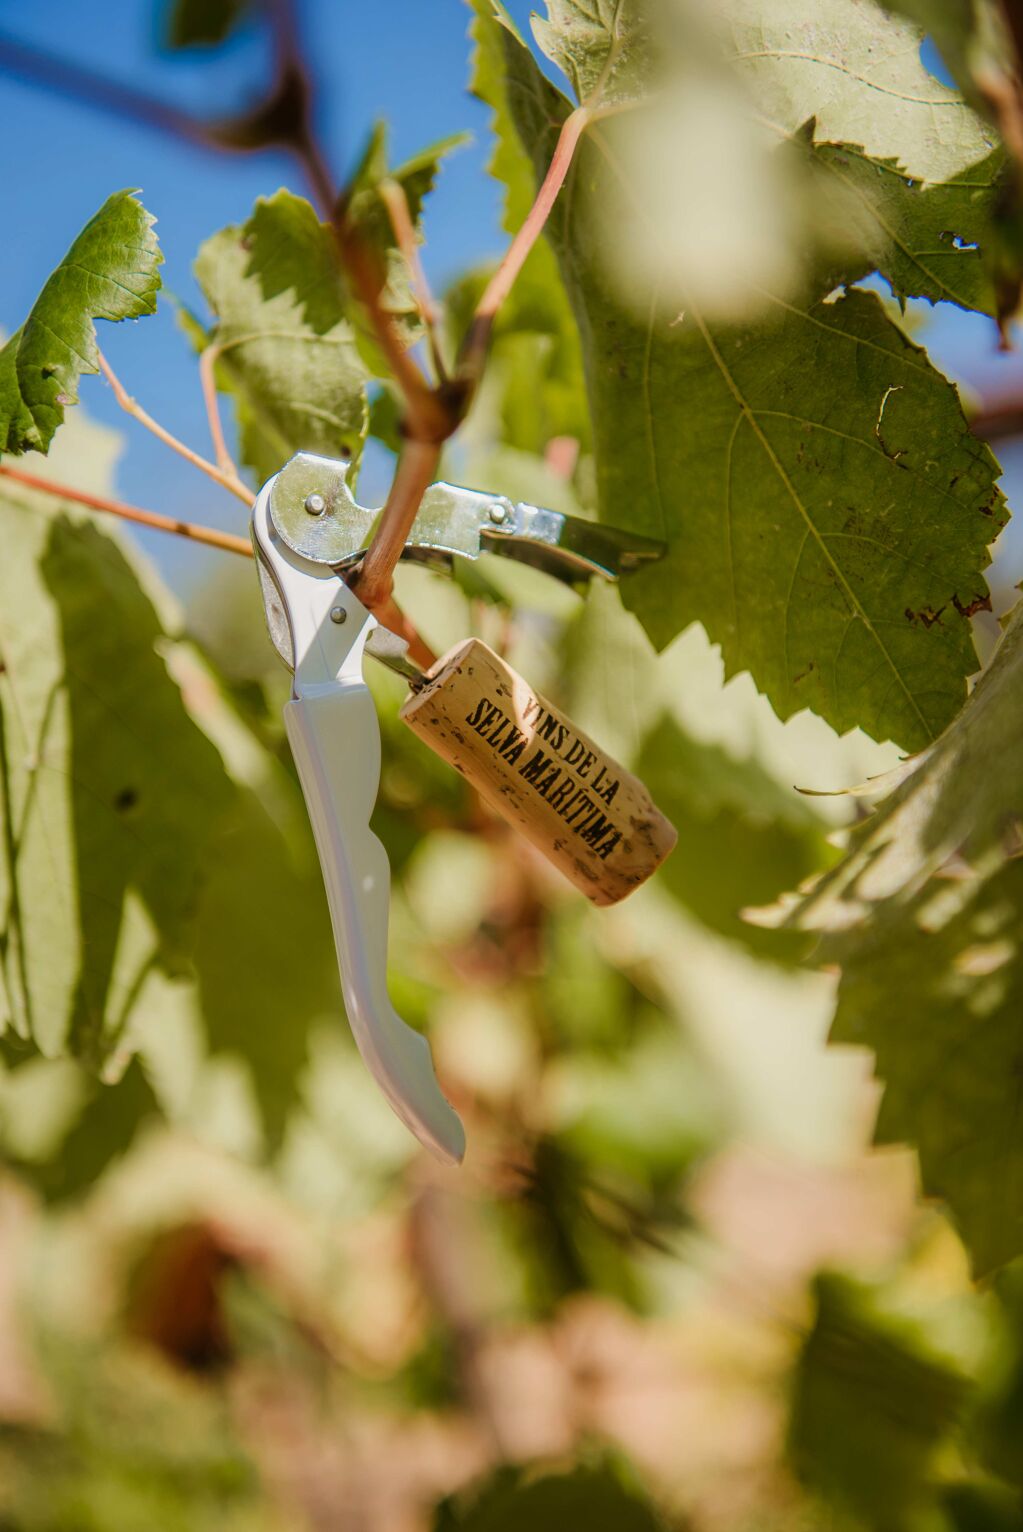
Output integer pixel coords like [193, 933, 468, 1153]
[399, 639, 676, 906]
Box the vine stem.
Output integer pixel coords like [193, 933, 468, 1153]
[0, 462, 253, 557]
[0, 463, 441, 666]
[345, 105, 600, 610]
[0, 10, 600, 615]
[379, 176, 448, 382]
[292, 126, 448, 445]
[198, 344, 245, 484]
[348, 437, 441, 612]
[97, 347, 252, 505]
[460, 105, 592, 377]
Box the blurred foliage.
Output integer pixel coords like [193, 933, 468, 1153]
[433, 1463, 665, 1531]
[1, 0, 1022, 1529]
[784, 603, 1023, 1273]
[789, 1273, 971, 1522]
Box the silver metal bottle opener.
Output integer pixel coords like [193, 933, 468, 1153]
[252, 453, 663, 1162]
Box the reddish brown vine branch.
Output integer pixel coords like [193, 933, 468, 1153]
[198, 345, 245, 484]
[0, 3, 594, 613]
[97, 347, 252, 505]
[349, 438, 442, 613]
[970, 393, 1023, 441]
[0, 462, 254, 558]
[380, 175, 448, 382]
[460, 106, 593, 379]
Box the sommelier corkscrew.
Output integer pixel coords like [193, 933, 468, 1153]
[252, 453, 667, 1162]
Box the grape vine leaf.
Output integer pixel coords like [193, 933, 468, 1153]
[0, 461, 349, 1157]
[467, 2, 588, 457]
[0, 190, 162, 456]
[779, 604, 1023, 1274]
[638, 716, 829, 962]
[470, 0, 1008, 750]
[789, 1273, 970, 1519]
[193, 788, 339, 1152]
[341, 124, 466, 375]
[195, 191, 369, 485]
[196, 128, 457, 485]
[434, 1464, 661, 1532]
[878, 0, 1023, 330]
[347, 122, 466, 324]
[27, 1056, 160, 1203]
[879, 0, 1016, 142]
[0, 486, 232, 1070]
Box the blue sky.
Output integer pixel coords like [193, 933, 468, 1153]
[1, 1, 1021, 595]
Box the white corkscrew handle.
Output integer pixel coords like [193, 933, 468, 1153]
[252, 480, 465, 1165]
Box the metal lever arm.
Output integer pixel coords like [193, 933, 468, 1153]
[267, 453, 665, 585]
[252, 479, 465, 1165]
[285, 686, 464, 1163]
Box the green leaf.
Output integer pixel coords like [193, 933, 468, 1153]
[879, 0, 1014, 133]
[529, 0, 652, 106]
[0, 191, 162, 455]
[825, 862, 1023, 1275]
[616, 277, 1004, 751]
[467, 1, 588, 458]
[0, 460, 357, 1165]
[941, 1481, 1023, 1532]
[193, 789, 339, 1152]
[783, 605, 1023, 1272]
[24, 1056, 161, 1202]
[434, 1463, 662, 1532]
[816, 141, 1007, 318]
[348, 122, 465, 283]
[342, 123, 466, 370]
[0, 485, 233, 1071]
[165, 0, 252, 47]
[473, 1, 1008, 749]
[638, 715, 829, 960]
[789, 1273, 971, 1519]
[878, 0, 1023, 329]
[195, 190, 368, 485]
[976, 1265, 1023, 1489]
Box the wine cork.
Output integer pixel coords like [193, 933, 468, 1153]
[399, 639, 676, 905]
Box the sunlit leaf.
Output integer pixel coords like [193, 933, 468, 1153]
[0, 486, 232, 1069]
[639, 715, 829, 960]
[0, 191, 162, 455]
[467, 0, 588, 458]
[471, 0, 1008, 750]
[789, 1273, 970, 1518]
[783, 605, 1023, 1271]
[195, 191, 368, 485]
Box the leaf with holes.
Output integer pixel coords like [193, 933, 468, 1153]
[471, 0, 1008, 750]
[0, 190, 162, 456]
